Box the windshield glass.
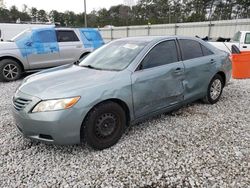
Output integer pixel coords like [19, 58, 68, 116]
[232, 31, 241, 42]
[11, 29, 32, 42]
[79, 40, 148, 71]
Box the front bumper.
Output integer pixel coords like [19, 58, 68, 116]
[12, 90, 85, 145]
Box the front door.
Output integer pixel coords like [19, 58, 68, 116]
[240, 32, 250, 51]
[131, 40, 185, 118]
[27, 28, 61, 69]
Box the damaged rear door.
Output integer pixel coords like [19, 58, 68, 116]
[131, 39, 185, 118]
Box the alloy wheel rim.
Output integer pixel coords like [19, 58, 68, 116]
[3, 64, 18, 79]
[210, 79, 222, 100]
[95, 113, 117, 139]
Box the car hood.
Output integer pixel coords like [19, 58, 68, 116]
[19, 64, 120, 99]
[0, 41, 17, 50]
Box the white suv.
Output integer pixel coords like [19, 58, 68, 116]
[0, 27, 104, 81]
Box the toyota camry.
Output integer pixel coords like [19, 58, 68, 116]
[12, 36, 232, 150]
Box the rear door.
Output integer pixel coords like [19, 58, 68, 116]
[132, 39, 185, 118]
[56, 30, 83, 64]
[178, 39, 217, 100]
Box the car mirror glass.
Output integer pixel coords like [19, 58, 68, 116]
[231, 45, 241, 54]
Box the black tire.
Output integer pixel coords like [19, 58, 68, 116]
[203, 74, 224, 104]
[82, 101, 126, 150]
[0, 59, 22, 82]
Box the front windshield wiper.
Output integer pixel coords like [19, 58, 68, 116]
[81, 65, 103, 70]
[81, 64, 120, 72]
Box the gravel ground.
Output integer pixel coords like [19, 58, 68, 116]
[0, 78, 250, 187]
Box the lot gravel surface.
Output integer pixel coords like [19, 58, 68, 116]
[0, 78, 250, 187]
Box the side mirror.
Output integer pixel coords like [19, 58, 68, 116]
[136, 63, 144, 71]
[74, 61, 80, 65]
[25, 41, 33, 47]
[231, 45, 241, 54]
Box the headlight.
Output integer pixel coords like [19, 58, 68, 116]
[32, 97, 80, 113]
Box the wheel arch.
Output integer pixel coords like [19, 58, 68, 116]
[0, 56, 25, 71]
[216, 71, 226, 87]
[80, 98, 131, 141]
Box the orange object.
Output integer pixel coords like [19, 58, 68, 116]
[231, 51, 250, 79]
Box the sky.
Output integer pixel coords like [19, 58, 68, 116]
[4, 0, 131, 13]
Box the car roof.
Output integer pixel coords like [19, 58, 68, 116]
[116, 36, 172, 42]
[115, 35, 203, 43]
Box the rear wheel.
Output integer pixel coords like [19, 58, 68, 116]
[203, 74, 224, 104]
[82, 101, 126, 150]
[0, 59, 22, 82]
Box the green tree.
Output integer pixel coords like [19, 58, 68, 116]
[37, 9, 48, 22]
[30, 7, 38, 22]
[9, 6, 19, 22]
[0, 8, 10, 23]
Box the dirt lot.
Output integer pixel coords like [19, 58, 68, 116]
[0, 79, 249, 187]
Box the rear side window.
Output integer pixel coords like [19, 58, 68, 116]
[35, 30, 57, 43]
[179, 39, 203, 60]
[82, 31, 101, 41]
[56, 30, 79, 42]
[141, 40, 178, 69]
[201, 45, 213, 56]
[245, 33, 250, 44]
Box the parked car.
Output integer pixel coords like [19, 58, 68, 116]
[12, 36, 232, 150]
[0, 27, 104, 81]
[209, 31, 250, 53]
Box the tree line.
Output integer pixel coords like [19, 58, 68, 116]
[0, 0, 249, 27]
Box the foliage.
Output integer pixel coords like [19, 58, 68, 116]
[0, 0, 249, 27]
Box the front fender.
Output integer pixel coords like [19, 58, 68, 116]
[0, 51, 29, 69]
[78, 71, 134, 122]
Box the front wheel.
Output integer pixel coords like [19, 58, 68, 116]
[82, 101, 126, 150]
[203, 74, 224, 104]
[0, 59, 22, 82]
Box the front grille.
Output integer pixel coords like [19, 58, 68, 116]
[13, 97, 31, 111]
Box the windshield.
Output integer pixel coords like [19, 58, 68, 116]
[232, 31, 241, 42]
[11, 29, 32, 42]
[79, 40, 148, 71]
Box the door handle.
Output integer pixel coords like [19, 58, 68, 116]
[210, 59, 216, 64]
[174, 67, 182, 74]
[25, 41, 33, 47]
[50, 47, 57, 52]
[243, 46, 247, 48]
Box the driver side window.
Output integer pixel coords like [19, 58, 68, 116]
[33, 30, 57, 43]
[140, 40, 178, 70]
